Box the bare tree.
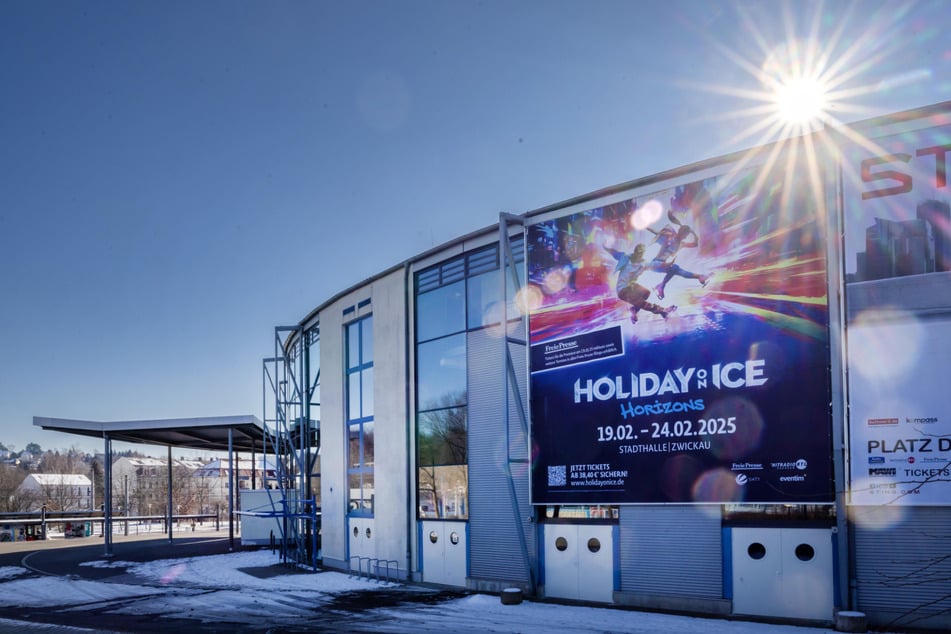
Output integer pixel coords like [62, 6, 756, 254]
[37, 446, 88, 476]
[193, 473, 215, 518]
[171, 464, 198, 516]
[0, 464, 34, 512]
[417, 392, 468, 518]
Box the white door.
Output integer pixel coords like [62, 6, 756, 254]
[732, 527, 833, 621]
[544, 524, 614, 603]
[732, 527, 783, 616]
[421, 521, 467, 587]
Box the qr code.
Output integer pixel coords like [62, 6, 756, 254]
[547, 465, 567, 487]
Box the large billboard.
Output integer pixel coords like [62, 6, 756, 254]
[527, 150, 834, 504]
[843, 111, 951, 506]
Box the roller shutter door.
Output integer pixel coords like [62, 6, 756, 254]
[467, 325, 534, 584]
[618, 505, 722, 598]
[852, 506, 951, 631]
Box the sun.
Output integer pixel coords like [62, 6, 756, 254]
[757, 36, 835, 134]
[773, 76, 828, 126]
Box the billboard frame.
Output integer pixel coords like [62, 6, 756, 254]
[523, 134, 839, 507]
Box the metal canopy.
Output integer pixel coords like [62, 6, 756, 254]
[33, 414, 266, 556]
[32, 415, 266, 453]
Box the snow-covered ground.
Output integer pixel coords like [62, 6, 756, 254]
[0, 548, 894, 633]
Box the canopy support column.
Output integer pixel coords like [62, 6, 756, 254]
[167, 445, 174, 544]
[103, 433, 113, 557]
[228, 428, 234, 551]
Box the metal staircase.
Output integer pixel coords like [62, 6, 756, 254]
[261, 324, 320, 569]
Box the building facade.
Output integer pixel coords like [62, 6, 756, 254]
[111, 457, 204, 516]
[17, 473, 93, 511]
[195, 457, 277, 516]
[109, 456, 274, 518]
[281, 102, 951, 630]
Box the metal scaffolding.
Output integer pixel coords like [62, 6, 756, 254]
[261, 324, 320, 569]
[499, 213, 536, 593]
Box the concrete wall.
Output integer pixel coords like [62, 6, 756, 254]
[318, 267, 409, 575]
[317, 288, 348, 567]
[369, 268, 410, 574]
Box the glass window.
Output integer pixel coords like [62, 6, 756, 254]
[414, 235, 524, 523]
[418, 408, 467, 466]
[542, 505, 619, 520]
[467, 269, 501, 329]
[466, 243, 524, 330]
[418, 407, 468, 465]
[348, 473, 363, 511]
[417, 280, 465, 341]
[362, 421, 375, 467]
[348, 373, 361, 420]
[348, 326, 360, 370]
[417, 334, 466, 410]
[348, 427, 360, 469]
[346, 315, 374, 516]
[417, 464, 468, 520]
[307, 330, 321, 425]
[722, 504, 835, 523]
[361, 367, 374, 418]
[361, 316, 373, 364]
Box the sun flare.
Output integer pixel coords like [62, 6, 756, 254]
[773, 76, 828, 125]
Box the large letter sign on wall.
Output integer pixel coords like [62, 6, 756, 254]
[843, 112, 951, 506]
[527, 152, 835, 504]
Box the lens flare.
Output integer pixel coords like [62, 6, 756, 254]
[848, 501, 907, 531]
[542, 269, 570, 294]
[661, 454, 705, 501]
[849, 308, 923, 382]
[706, 396, 765, 460]
[516, 284, 545, 313]
[631, 199, 664, 230]
[692, 468, 744, 503]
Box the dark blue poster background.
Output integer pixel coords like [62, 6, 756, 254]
[527, 158, 834, 504]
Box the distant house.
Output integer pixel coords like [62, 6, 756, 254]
[111, 457, 204, 516]
[16, 473, 92, 511]
[192, 458, 278, 515]
[17, 451, 38, 469]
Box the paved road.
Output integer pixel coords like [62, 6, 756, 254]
[8, 533, 236, 578]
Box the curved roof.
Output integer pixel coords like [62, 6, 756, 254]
[33, 415, 266, 453]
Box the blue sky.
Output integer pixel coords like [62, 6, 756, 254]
[1, 0, 949, 456]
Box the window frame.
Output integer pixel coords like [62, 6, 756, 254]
[413, 236, 525, 522]
[345, 315, 374, 517]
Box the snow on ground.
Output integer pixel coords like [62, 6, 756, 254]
[0, 566, 29, 581]
[0, 549, 904, 633]
[81, 549, 377, 592]
[0, 575, 165, 608]
[366, 594, 856, 634]
[0, 617, 98, 633]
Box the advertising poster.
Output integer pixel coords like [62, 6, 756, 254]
[527, 154, 834, 504]
[843, 115, 951, 506]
